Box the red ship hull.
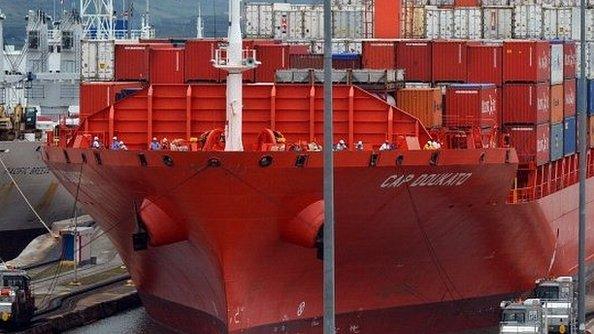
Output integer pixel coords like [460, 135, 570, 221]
[43, 147, 594, 333]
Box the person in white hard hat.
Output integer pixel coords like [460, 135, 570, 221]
[355, 140, 364, 151]
[150, 137, 161, 151]
[110, 136, 120, 150]
[119, 140, 128, 151]
[379, 140, 391, 151]
[91, 136, 101, 149]
[335, 139, 347, 151]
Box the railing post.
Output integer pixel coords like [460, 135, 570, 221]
[271, 85, 276, 130]
[186, 85, 192, 140]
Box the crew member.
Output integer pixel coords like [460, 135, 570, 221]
[161, 138, 170, 150]
[119, 141, 128, 150]
[379, 140, 391, 151]
[150, 137, 161, 150]
[355, 140, 364, 151]
[423, 140, 433, 150]
[110, 136, 120, 150]
[335, 139, 347, 151]
[91, 136, 101, 149]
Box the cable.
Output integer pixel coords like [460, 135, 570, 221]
[0, 152, 55, 236]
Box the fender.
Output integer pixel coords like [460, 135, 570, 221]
[280, 200, 324, 248]
[139, 198, 187, 247]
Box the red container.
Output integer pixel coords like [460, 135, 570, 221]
[563, 79, 576, 117]
[80, 82, 145, 119]
[454, 0, 480, 5]
[289, 54, 323, 69]
[115, 44, 150, 81]
[255, 44, 289, 82]
[184, 39, 222, 82]
[396, 40, 432, 82]
[149, 48, 185, 84]
[432, 40, 467, 82]
[507, 123, 551, 166]
[502, 83, 550, 125]
[503, 41, 551, 83]
[563, 41, 577, 79]
[467, 43, 503, 86]
[444, 84, 498, 128]
[362, 40, 397, 69]
[288, 44, 310, 55]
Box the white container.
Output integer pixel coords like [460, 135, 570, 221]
[428, 0, 454, 6]
[513, 5, 543, 39]
[542, 7, 558, 40]
[311, 39, 362, 54]
[333, 7, 364, 38]
[576, 41, 594, 79]
[274, 6, 304, 40]
[482, 0, 509, 5]
[586, 9, 594, 41]
[453, 8, 482, 39]
[303, 6, 324, 39]
[401, 6, 426, 38]
[244, 3, 274, 38]
[557, 7, 574, 40]
[550, 43, 564, 84]
[81, 40, 114, 81]
[426, 7, 453, 39]
[482, 6, 513, 39]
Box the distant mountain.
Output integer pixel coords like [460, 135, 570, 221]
[0, 0, 323, 47]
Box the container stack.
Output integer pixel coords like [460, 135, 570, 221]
[400, 0, 593, 40]
[243, 2, 373, 41]
[501, 41, 551, 165]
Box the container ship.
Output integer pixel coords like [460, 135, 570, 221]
[42, 0, 594, 332]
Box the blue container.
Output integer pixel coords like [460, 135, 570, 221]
[578, 79, 594, 115]
[563, 116, 576, 156]
[550, 122, 564, 161]
[331, 53, 360, 60]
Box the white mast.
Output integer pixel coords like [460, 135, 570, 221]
[196, 3, 204, 39]
[141, 0, 152, 39]
[212, 0, 259, 151]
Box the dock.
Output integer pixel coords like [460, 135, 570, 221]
[0, 217, 140, 333]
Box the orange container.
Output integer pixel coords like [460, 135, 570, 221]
[454, 0, 480, 6]
[550, 84, 564, 123]
[374, 0, 400, 38]
[563, 79, 576, 117]
[396, 88, 442, 128]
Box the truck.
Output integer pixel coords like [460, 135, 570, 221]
[0, 104, 40, 141]
[0, 266, 35, 325]
[534, 277, 575, 334]
[499, 298, 548, 334]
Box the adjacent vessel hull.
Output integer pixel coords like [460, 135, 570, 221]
[0, 141, 74, 259]
[43, 147, 594, 333]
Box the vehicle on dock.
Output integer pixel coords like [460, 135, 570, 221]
[499, 299, 548, 334]
[0, 266, 35, 325]
[534, 277, 575, 334]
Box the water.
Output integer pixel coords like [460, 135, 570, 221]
[66, 307, 176, 334]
